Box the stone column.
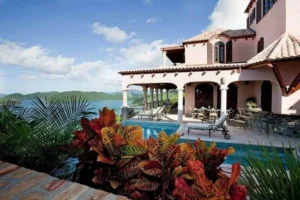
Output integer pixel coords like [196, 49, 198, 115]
[121, 90, 129, 120]
[166, 89, 169, 100]
[156, 88, 159, 107]
[160, 88, 163, 103]
[163, 51, 167, 67]
[143, 86, 148, 111]
[177, 88, 184, 123]
[220, 86, 228, 116]
[150, 87, 154, 109]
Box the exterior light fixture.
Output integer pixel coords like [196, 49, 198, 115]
[202, 71, 206, 76]
[152, 73, 155, 78]
[174, 72, 178, 77]
[141, 74, 144, 78]
[163, 72, 167, 77]
[131, 74, 134, 78]
[216, 70, 221, 75]
[188, 71, 192, 76]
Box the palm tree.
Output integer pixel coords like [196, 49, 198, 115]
[0, 96, 95, 176]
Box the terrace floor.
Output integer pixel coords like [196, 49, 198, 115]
[130, 114, 300, 148]
[0, 161, 127, 200]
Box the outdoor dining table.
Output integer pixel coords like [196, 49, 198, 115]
[260, 117, 276, 138]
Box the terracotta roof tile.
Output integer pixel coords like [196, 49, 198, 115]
[247, 33, 300, 64]
[183, 29, 255, 43]
[118, 63, 247, 74]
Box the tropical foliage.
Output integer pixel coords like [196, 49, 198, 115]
[240, 144, 300, 200]
[72, 107, 247, 200]
[0, 97, 94, 175]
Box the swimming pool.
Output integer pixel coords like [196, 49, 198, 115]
[122, 121, 290, 166]
[123, 120, 180, 139]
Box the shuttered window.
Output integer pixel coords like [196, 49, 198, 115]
[247, 17, 250, 29]
[256, 0, 262, 23]
[257, 37, 264, 53]
[226, 41, 233, 63]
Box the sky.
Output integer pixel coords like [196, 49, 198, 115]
[0, 0, 249, 94]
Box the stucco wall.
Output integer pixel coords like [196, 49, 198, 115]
[232, 39, 256, 63]
[281, 90, 300, 114]
[286, 0, 300, 35]
[185, 43, 208, 65]
[233, 81, 255, 108]
[255, 0, 286, 49]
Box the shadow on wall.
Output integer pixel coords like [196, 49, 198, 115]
[290, 100, 300, 114]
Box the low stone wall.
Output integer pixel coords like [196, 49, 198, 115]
[0, 161, 127, 200]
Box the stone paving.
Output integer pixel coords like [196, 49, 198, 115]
[0, 161, 127, 200]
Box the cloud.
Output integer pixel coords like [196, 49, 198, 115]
[146, 17, 161, 24]
[143, 0, 152, 5]
[20, 75, 38, 79]
[205, 0, 249, 31]
[92, 22, 136, 43]
[0, 40, 74, 74]
[128, 18, 137, 23]
[111, 39, 177, 68]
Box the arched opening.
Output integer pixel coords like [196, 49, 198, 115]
[226, 41, 233, 63]
[195, 83, 214, 108]
[227, 83, 238, 111]
[261, 81, 272, 112]
[257, 37, 264, 53]
[215, 42, 225, 63]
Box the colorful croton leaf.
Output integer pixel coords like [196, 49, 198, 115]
[71, 107, 247, 200]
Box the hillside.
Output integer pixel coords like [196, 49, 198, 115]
[0, 90, 142, 101]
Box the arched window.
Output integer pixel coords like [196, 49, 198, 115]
[226, 41, 233, 63]
[257, 37, 264, 53]
[214, 42, 225, 63]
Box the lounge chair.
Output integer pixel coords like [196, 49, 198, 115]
[155, 105, 165, 121]
[186, 114, 230, 139]
[138, 107, 161, 120]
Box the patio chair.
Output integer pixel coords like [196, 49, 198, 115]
[138, 107, 161, 120]
[209, 108, 218, 122]
[186, 114, 230, 139]
[192, 108, 198, 119]
[197, 108, 205, 122]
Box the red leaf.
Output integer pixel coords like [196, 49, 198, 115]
[228, 163, 241, 190]
[99, 107, 116, 127]
[73, 130, 88, 142]
[231, 185, 247, 200]
[143, 160, 163, 170]
[173, 178, 195, 200]
[113, 133, 127, 149]
[92, 169, 105, 185]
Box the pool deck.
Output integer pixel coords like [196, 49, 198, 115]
[0, 161, 127, 200]
[129, 114, 300, 148]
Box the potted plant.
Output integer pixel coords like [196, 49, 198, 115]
[245, 97, 257, 109]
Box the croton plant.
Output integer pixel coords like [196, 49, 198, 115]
[71, 107, 247, 200]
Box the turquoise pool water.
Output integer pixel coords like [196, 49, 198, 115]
[123, 120, 180, 139]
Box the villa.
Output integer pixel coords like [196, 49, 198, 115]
[119, 0, 300, 123]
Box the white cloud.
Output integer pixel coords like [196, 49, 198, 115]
[20, 75, 38, 79]
[146, 17, 161, 24]
[205, 0, 249, 31]
[112, 39, 176, 68]
[92, 22, 136, 43]
[0, 40, 74, 74]
[128, 18, 137, 23]
[143, 0, 152, 5]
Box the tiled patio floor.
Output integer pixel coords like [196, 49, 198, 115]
[0, 161, 127, 200]
[130, 114, 300, 148]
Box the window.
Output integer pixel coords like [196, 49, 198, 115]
[226, 41, 232, 63]
[257, 37, 264, 53]
[215, 42, 225, 63]
[257, 0, 262, 23]
[250, 8, 256, 25]
[263, 0, 277, 16]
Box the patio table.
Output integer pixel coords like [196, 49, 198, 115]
[261, 118, 276, 138]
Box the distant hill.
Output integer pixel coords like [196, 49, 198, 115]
[0, 94, 6, 98]
[0, 90, 142, 101]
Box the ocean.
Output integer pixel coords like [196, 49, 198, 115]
[20, 100, 125, 119]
